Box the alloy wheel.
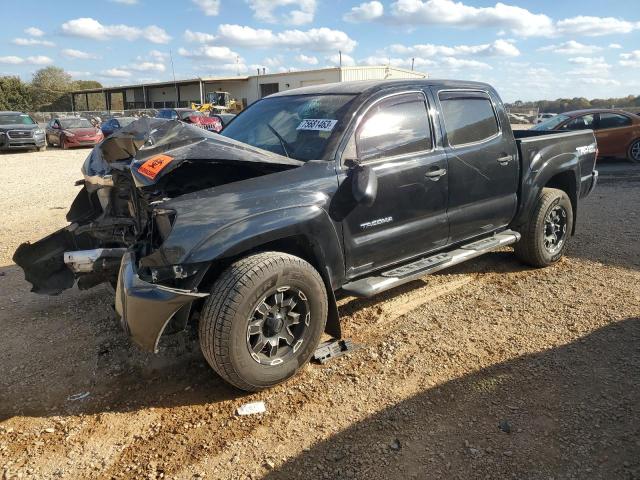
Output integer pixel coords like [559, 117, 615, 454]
[543, 205, 567, 254]
[246, 286, 310, 366]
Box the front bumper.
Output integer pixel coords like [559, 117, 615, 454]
[115, 252, 208, 352]
[65, 135, 102, 147]
[0, 133, 45, 150]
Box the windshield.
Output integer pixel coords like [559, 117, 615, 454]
[0, 114, 36, 126]
[222, 94, 356, 161]
[180, 110, 203, 119]
[60, 118, 93, 129]
[532, 114, 569, 131]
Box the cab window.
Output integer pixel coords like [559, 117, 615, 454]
[439, 91, 499, 146]
[356, 92, 431, 162]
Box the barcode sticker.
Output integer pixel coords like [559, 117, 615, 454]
[296, 119, 338, 131]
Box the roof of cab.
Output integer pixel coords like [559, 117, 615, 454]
[268, 79, 494, 97]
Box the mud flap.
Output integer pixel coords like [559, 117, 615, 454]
[12, 227, 97, 295]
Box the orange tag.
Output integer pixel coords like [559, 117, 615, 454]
[137, 154, 173, 180]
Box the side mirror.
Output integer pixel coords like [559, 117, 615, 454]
[351, 163, 378, 207]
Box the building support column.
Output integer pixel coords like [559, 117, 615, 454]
[142, 85, 147, 108]
[70, 93, 76, 113]
[199, 80, 204, 104]
[85, 93, 89, 111]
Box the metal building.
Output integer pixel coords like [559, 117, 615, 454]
[70, 66, 427, 112]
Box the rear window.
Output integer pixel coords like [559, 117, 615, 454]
[439, 92, 499, 146]
[59, 118, 93, 129]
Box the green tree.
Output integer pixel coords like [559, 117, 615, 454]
[0, 76, 33, 111]
[30, 67, 73, 111]
[72, 80, 104, 110]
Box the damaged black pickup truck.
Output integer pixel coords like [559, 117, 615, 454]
[14, 80, 598, 391]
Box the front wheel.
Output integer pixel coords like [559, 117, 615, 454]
[515, 188, 573, 267]
[199, 252, 328, 392]
[628, 139, 640, 163]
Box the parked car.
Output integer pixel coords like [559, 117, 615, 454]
[101, 117, 138, 138]
[0, 111, 46, 152]
[212, 113, 236, 128]
[532, 109, 640, 163]
[14, 80, 598, 392]
[45, 117, 104, 149]
[535, 112, 557, 124]
[156, 108, 222, 132]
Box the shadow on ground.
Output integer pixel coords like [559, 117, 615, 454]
[265, 318, 640, 480]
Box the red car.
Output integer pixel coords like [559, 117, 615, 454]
[156, 108, 223, 132]
[532, 109, 640, 163]
[45, 117, 104, 149]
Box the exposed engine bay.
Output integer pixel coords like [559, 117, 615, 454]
[13, 118, 301, 295]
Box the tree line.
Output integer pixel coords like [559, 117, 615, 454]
[507, 95, 640, 114]
[0, 67, 103, 112]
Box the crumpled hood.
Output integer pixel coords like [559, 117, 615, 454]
[81, 117, 302, 185]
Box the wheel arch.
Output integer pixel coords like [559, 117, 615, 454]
[544, 170, 578, 235]
[189, 207, 345, 339]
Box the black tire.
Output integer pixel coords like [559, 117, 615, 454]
[199, 252, 328, 392]
[60, 137, 68, 150]
[515, 187, 573, 268]
[628, 138, 640, 163]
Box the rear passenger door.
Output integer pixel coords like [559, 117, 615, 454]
[341, 91, 449, 276]
[435, 89, 519, 243]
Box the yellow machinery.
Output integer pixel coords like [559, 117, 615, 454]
[191, 91, 241, 114]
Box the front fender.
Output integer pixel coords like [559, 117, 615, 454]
[187, 205, 345, 288]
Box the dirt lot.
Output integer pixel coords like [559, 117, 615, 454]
[1, 148, 639, 480]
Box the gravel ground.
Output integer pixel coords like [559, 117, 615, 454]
[0, 148, 639, 480]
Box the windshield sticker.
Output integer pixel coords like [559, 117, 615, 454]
[138, 154, 174, 180]
[297, 119, 338, 132]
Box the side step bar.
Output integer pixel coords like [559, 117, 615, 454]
[341, 230, 520, 297]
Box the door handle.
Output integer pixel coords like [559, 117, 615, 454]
[425, 167, 447, 180]
[497, 155, 512, 165]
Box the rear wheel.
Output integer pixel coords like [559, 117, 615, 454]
[199, 252, 328, 391]
[628, 139, 640, 163]
[515, 188, 573, 267]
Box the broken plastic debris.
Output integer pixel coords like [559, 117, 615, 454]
[236, 401, 266, 416]
[67, 392, 90, 401]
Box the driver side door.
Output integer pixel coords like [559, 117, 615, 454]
[340, 91, 450, 278]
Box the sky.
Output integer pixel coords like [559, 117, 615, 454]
[1, 0, 639, 102]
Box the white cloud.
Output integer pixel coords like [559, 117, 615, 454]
[538, 40, 603, 55]
[110, 0, 138, 4]
[389, 0, 554, 37]
[326, 53, 356, 66]
[148, 50, 169, 61]
[296, 54, 318, 65]
[61, 17, 171, 44]
[579, 78, 620, 86]
[217, 24, 357, 52]
[184, 29, 216, 43]
[68, 71, 91, 78]
[191, 0, 220, 16]
[100, 68, 132, 78]
[344, 1, 384, 22]
[620, 50, 640, 68]
[0, 55, 53, 65]
[566, 56, 612, 76]
[359, 54, 490, 70]
[609, 43, 622, 49]
[129, 62, 166, 72]
[24, 27, 44, 37]
[556, 16, 640, 36]
[389, 39, 519, 58]
[12, 38, 55, 47]
[247, 0, 317, 25]
[178, 45, 240, 63]
[62, 48, 99, 59]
